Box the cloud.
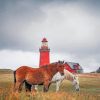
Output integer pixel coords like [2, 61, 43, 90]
[0, 50, 39, 70]
[0, 0, 100, 72]
[0, 0, 100, 52]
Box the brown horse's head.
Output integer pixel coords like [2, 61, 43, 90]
[57, 60, 65, 76]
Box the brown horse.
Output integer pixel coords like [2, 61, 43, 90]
[13, 61, 65, 93]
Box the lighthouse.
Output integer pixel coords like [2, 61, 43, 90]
[39, 38, 50, 67]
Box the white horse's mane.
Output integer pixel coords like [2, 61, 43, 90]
[64, 69, 78, 81]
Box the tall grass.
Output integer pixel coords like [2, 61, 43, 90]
[0, 89, 99, 100]
[0, 73, 100, 100]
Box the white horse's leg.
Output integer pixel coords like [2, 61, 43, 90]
[31, 85, 38, 91]
[56, 80, 61, 92]
[35, 85, 38, 90]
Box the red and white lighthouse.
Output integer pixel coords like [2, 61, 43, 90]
[39, 38, 50, 67]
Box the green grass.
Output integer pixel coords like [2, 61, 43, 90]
[0, 72, 100, 100]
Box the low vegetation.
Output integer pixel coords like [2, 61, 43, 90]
[0, 70, 100, 100]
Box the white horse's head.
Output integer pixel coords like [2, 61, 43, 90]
[72, 75, 80, 91]
[64, 69, 80, 91]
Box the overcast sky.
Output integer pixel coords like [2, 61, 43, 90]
[0, 0, 100, 72]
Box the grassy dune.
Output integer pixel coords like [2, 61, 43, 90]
[0, 72, 100, 100]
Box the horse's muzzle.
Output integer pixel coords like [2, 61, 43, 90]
[76, 88, 80, 91]
[61, 73, 64, 76]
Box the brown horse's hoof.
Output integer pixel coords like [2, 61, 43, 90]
[26, 92, 31, 97]
[31, 89, 37, 96]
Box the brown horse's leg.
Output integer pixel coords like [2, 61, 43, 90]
[25, 81, 32, 92]
[43, 81, 51, 92]
[14, 82, 23, 93]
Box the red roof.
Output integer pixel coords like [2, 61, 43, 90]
[42, 38, 48, 42]
[65, 62, 82, 70]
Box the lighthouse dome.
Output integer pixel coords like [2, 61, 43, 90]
[42, 38, 48, 42]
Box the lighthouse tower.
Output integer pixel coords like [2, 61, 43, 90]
[39, 38, 50, 67]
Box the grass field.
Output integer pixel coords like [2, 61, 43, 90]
[0, 71, 100, 100]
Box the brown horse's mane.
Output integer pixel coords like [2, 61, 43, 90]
[40, 62, 58, 71]
[40, 62, 59, 77]
[40, 62, 57, 68]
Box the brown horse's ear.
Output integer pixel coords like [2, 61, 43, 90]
[60, 60, 64, 64]
[58, 60, 60, 63]
[58, 60, 65, 64]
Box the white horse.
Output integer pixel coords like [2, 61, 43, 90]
[34, 69, 80, 92]
[51, 69, 80, 91]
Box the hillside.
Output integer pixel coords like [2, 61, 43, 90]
[0, 69, 13, 74]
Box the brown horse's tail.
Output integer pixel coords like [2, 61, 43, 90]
[14, 71, 16, 83]
[13, 71, 16, 91]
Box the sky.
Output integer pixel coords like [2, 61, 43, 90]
[0, 0, 100, 72]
